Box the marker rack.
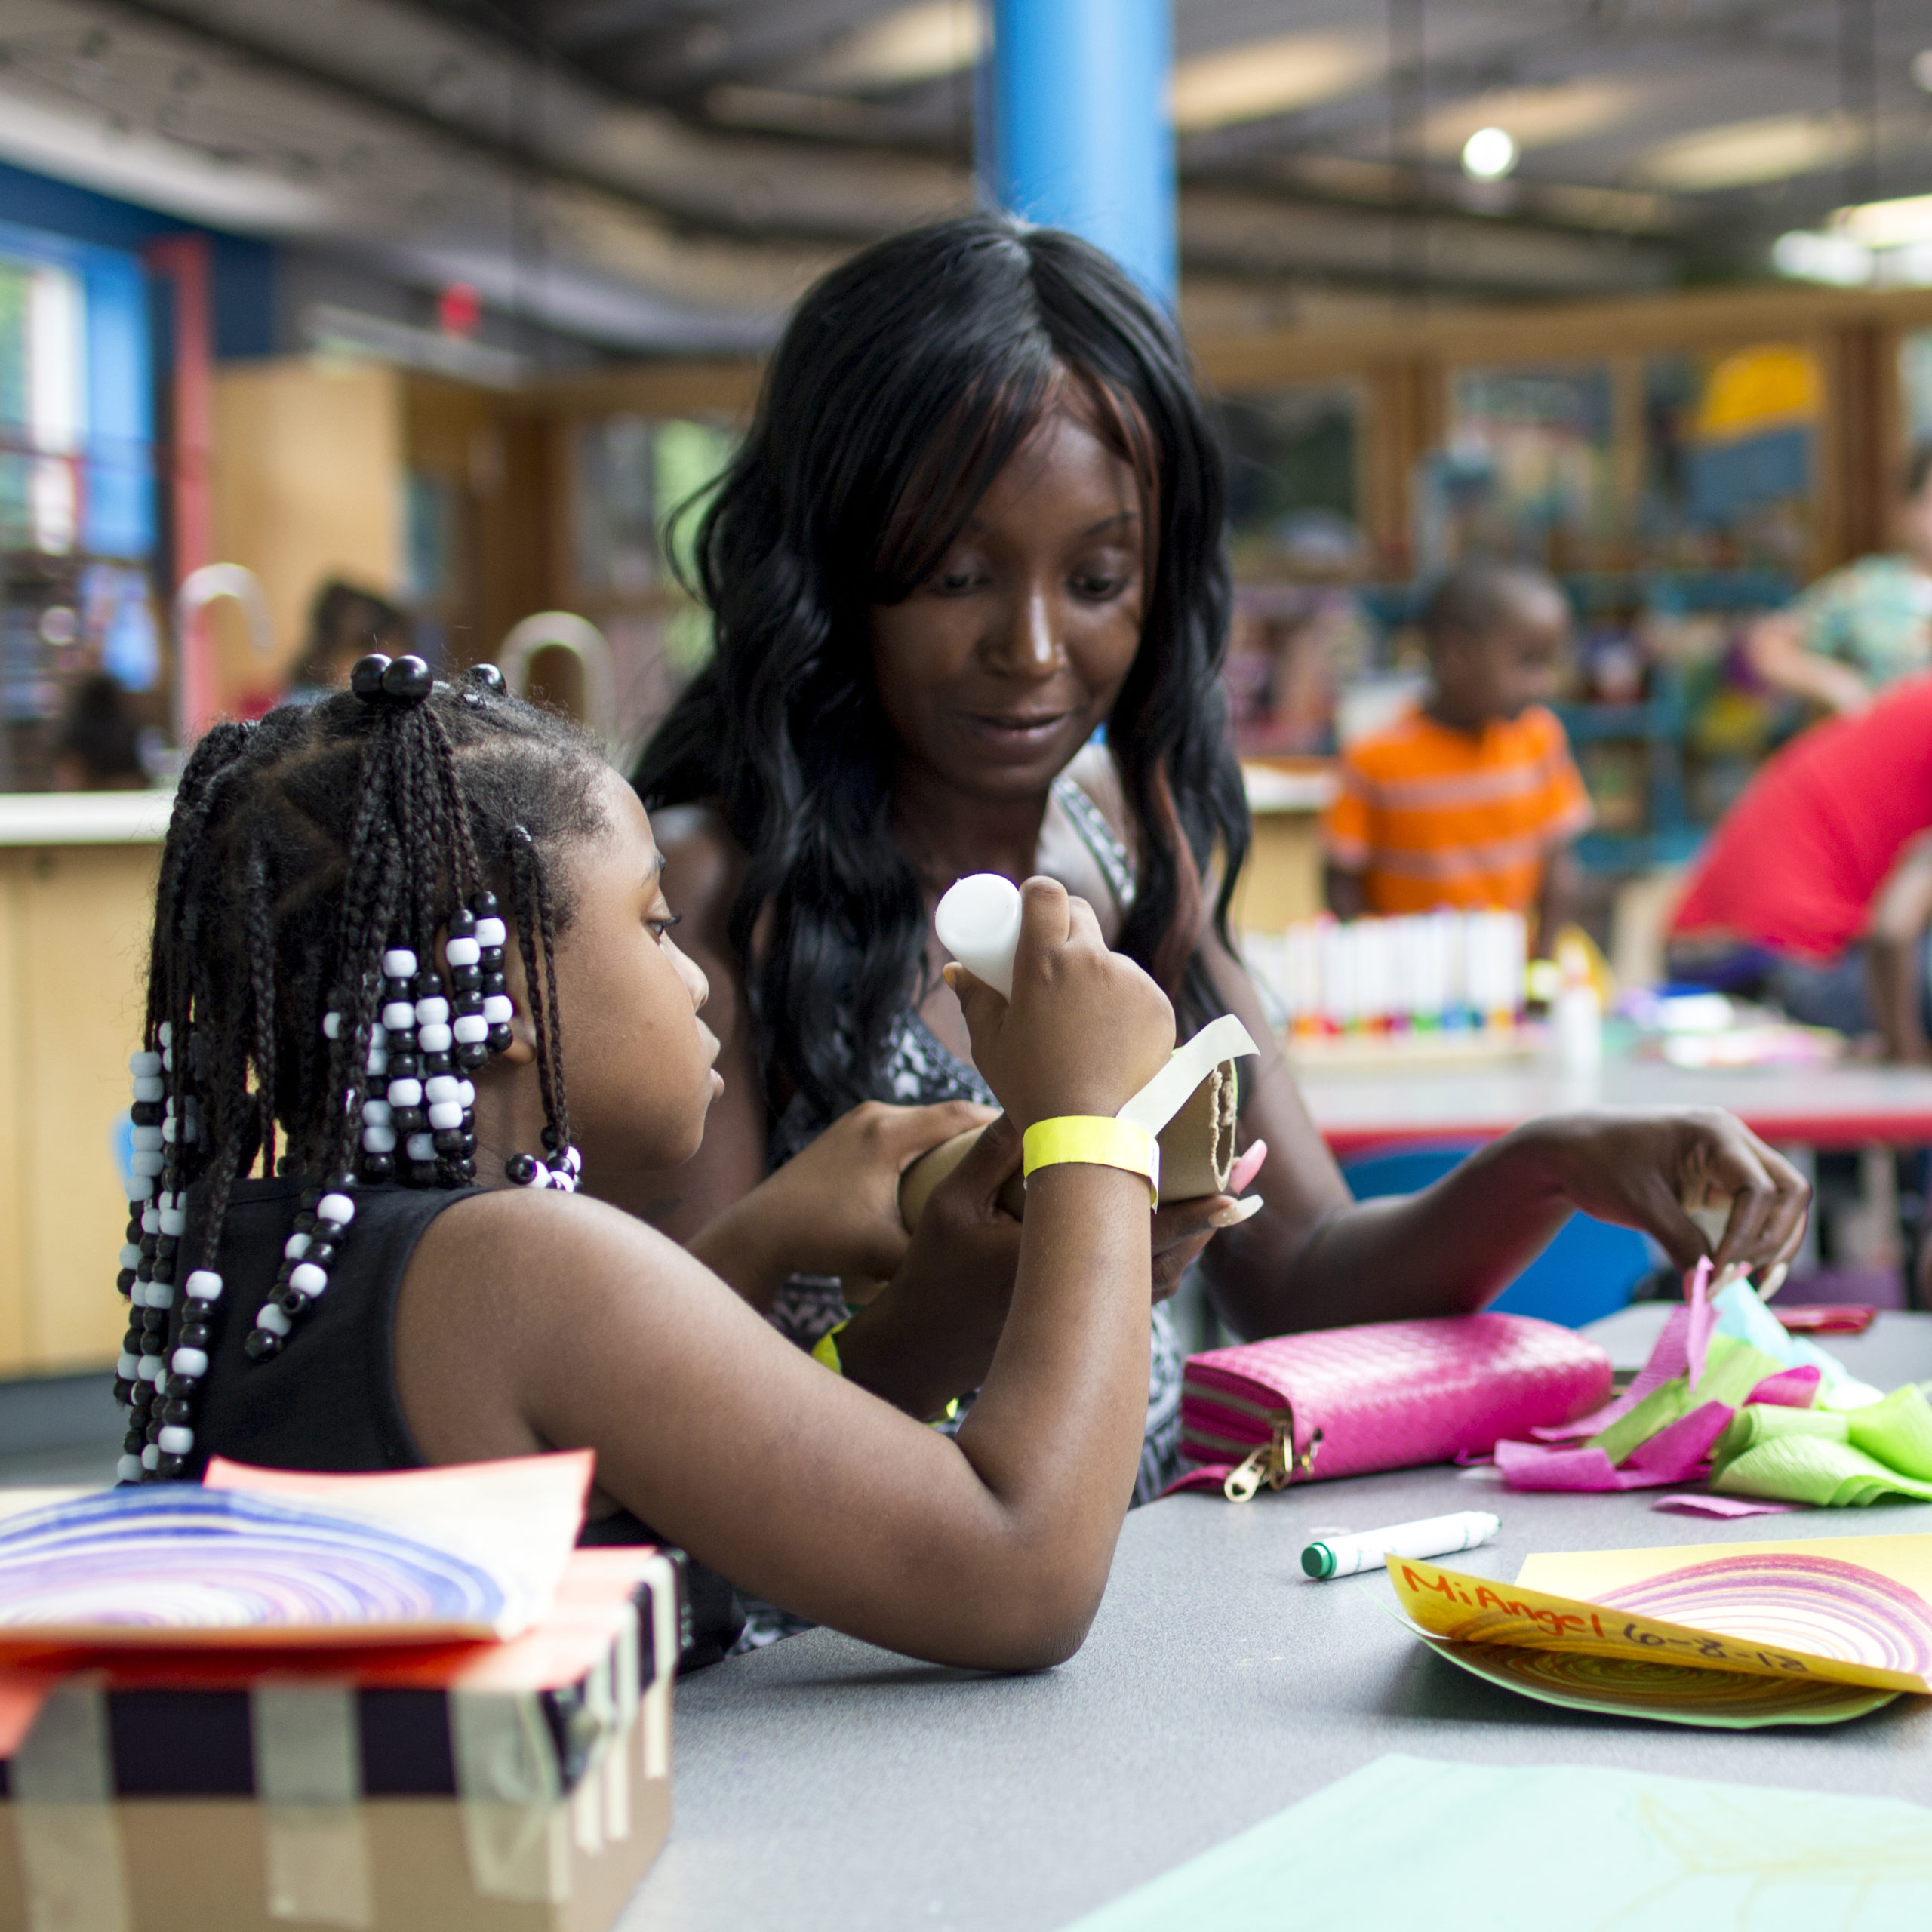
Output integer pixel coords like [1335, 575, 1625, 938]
[1243, 909, 1529, 1044]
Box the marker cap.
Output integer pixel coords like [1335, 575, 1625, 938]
[1300, 1542, 1336, 1580]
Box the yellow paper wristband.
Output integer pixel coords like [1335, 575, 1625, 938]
[1021, 1115, 1160, 1207]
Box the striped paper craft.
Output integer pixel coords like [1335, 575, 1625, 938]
[0, 1451, 593, 1644]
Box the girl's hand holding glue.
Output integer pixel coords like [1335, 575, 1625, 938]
[921, 875, 1267, 1217]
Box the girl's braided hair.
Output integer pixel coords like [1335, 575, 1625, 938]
[114, 668, 608, 1480]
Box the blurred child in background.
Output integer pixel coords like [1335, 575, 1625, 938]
[285, 581, 411, 703]
[1324, 560, 1592, 946]
[53, 672, 146, 790]
[1746, 447, 1932, 716]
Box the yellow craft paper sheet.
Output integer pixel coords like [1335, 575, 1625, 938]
[1389, 1532, 1932, 1696]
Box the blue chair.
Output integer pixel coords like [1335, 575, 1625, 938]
[1340, 1144, 1656, 1327]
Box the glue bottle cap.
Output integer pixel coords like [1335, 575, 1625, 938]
[935, 873, 1023, 1001]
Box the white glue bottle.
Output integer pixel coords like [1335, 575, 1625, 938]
[1553, 931, 1602, 1073]
[935, 874, 1022, 1000]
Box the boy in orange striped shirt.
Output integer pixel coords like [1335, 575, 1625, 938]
[1324, 561, 1592, 944]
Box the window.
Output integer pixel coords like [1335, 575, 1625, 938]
[0, 255, 84, 556]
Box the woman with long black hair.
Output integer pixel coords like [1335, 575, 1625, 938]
[626, 213, 1807, 1546]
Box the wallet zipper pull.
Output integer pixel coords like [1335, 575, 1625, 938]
[1222, 1444, 1270, 1503]
[1223, 1417, 1291, 1502]
[1221, 1417, 1322, 1502]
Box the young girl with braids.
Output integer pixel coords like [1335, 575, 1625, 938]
[114, 655, 1178, 1670]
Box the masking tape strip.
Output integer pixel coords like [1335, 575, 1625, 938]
[571, 1763, 605, 1857]
[604, 1592, 643, 1841]
[570, 1638, 618, 1856]
[604, 1707, 633, 1846]
[449, 1690, 569, 1903]
[637, 1552, 678, 1782]
[251, 1684, 374, 1930]
[1115, 1014, 1258, 1139]
[11, 1680, 131, 1932]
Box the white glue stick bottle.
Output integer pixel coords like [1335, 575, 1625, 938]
[935, 873, 1022, 1000]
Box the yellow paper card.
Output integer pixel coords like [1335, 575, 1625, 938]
[1389, 1545, 1932, 1696]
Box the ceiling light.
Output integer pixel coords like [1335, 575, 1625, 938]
[1638, 115, 1847, 191]
[1170, 33, 1381, 132]
[1832, 191, 1932, 248]
[1461, 126, 1517, 180]
[808, 2, 983, 91]
[1771, 229, 1872, 286]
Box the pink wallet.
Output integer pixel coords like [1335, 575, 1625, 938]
[1169, 1315, 1614, 1501]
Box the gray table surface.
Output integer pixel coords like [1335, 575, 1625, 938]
[629, 1312, 1932, 1932]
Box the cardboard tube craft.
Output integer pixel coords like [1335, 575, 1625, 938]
[893, 874, 1256, 1235]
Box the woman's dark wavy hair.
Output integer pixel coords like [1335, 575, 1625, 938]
[635, 213, 1247, 1123]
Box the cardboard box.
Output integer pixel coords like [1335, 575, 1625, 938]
[0, 1681, 669, 1931]
[0, 1548, 679, 1932]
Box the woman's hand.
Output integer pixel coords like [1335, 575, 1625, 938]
[1511, 1106, 1810, 1276]
[690, 1098, 995, 1308]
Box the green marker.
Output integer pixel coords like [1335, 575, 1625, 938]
[1301, 1510, 1500, 1580]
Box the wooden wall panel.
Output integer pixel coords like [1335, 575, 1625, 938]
[400, 375, 561, 669]
[0, 860, 28, 1374]
[1229, 814, 1324, 931]
[211, 359, 405, 693]
[13, 847, 158, 1372]
[1815, 320, 1898, 575]
[1192, 282, 1932, 392]
[1360, 356, 1444, 577]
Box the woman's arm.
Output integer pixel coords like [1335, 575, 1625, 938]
[397, 882, 1172, 1670]
[1746, 613, 1871, 715]
[1193, 935, 1810, 1339]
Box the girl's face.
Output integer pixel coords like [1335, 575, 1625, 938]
[546, 771, 721, 1175]
[869, 409, 1146, 805]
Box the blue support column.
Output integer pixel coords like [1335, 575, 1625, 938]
[976, 0, 1177, 310]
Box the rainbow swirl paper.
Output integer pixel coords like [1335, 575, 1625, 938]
[1415, 1632, 1899, 1728]
[0, 1488, 506, 1642]
[1392, 1534, 1932, 1708]
[1598, 1550, 1932, 1681]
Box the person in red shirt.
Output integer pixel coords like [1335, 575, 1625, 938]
[1669, 673, 1932, 1058]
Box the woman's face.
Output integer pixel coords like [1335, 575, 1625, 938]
[547, 771, 721, 1176]
[869, 409, 1146, 804]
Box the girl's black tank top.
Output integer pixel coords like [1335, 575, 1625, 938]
[184, 1177, 743, 1668]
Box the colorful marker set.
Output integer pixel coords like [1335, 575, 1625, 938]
[1244, 909, 1529, 1037]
